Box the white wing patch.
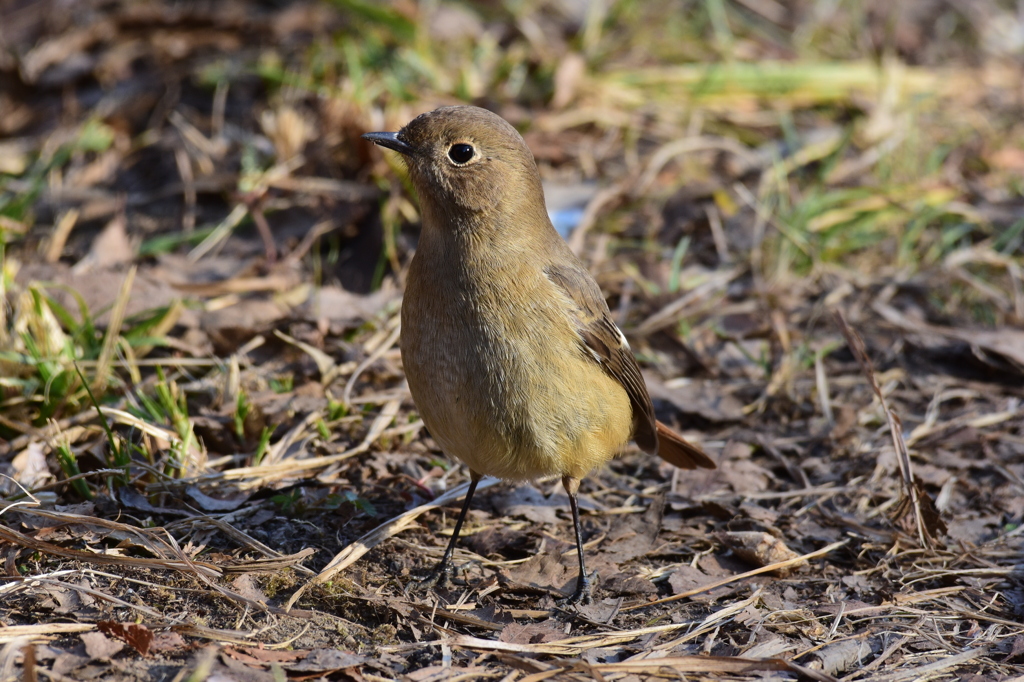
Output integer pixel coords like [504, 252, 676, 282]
[614, 324, 630, 349]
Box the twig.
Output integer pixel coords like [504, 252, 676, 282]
[620, 539, 848, 611]
[832, 309, 940, 548]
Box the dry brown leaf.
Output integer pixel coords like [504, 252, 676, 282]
[80, 631, 123, 661]
[286, 649, 366, 673]
[810, 638, 879, 676]
[668, 564, 737, 601]
[492, 485, 565, 525]
[73, 213, 134, 273]
[874, 301, 1024, 371]
[149, 632, 188, 655]
[499, 622, 566, 645]
[229, 574, 267, 605]
[718, 531, 805, 576]
[502, 553, 574, 596]
[96, 622, 153, 657]
[223, 647, 309, 665]
[644, 375, 746, 422]
[600, 493, 665, 563]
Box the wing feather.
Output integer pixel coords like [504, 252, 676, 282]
[544, 264, 659, 454]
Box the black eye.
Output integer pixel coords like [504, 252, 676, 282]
[448, 143, 475, 164]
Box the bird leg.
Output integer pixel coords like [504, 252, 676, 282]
[560, 475, 594, 606]
[411, 472, 481, 593]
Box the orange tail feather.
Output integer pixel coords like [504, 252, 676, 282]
[655, 420, 715, 470]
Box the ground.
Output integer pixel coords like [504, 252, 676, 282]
[2, 1, 1024, 680]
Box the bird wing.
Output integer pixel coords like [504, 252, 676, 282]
[543, 263, 659, 454]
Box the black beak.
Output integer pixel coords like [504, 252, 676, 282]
[362, 131, 415, 156]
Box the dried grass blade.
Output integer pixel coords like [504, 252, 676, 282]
[868, 647, 987, 682]
[620, 539, 847, 611]
[260, 410, 322, 467]
[590, 656, 835, 681]
[452, 639, 836, 682]
[832, 309, 945, 547]
[149, 439, 370, 492]
[219, 548, 316, 575]
[0, 523, 221, 577]
[150, 401, 392, 493]
[651, 589, 763, 650]
[284, 477, 500, 611]
[343, 322, 401, 406]
[190, 517, 315, 575]
[15, 508, 184, 558]
[92, 265, 135, 392]
[634, 266, 741, 337]
[567, 184, 627, 255]
[0, 624, 95, 644]
[635, 135, 760, 195]
[357, 398, 401, 450]
[446, 634, 576, 656]
[13, 576, 259, 644]
[93, 407, 182, 444]
[158, 529, 298, 616]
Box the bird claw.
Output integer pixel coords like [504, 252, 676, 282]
[557, 571, 596, 607]
[406, 563, 454, 596]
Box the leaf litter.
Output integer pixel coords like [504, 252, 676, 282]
[2, 0, 1024, 680]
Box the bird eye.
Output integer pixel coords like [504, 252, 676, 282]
[448, 143, 475, 164]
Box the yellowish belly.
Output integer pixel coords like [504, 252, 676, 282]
[401, 291, 632, 481]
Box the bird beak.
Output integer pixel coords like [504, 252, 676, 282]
[362, 131, 415, 156]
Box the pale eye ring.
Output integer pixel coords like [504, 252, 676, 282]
[448, 143, 475, 164]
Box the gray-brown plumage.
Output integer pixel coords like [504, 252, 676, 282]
[364, 105, 714, 605]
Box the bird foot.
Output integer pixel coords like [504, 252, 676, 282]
[406, 563, 454, 597]
[558, 571, 597, 607]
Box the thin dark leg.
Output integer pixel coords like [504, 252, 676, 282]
[413, 473, 480, 592]
[561, 475, 592, 605]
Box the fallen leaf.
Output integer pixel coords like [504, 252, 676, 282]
[502, 552, 573, 595]
[149, 632, 188, 655]
[499, 622, 566, 645]
[73, 213, 133, 272]
[223, 647, 309, 666]
[492, 485, 563, 525]
[551, 52, 586, 109]
[407, 665, 491, 682]
[287, 649, 366, 672]
[97, 621, 154, 656]
[464, 526, 534, 558]
[576, 598, 622, 624]
[8, 442, 51, 491]
[1003, 635, 1024, 662]
[302, 284, 399, 328]
[185, 485, 248, 512]
[813, 637, 879, 676]
[718, 531, 804, 576]
[668, 564, 737, 601]
[600, 494, 665, 563]
[602, 572, 657, 597]
[81, 631, 124, 660]
[15, 262, 181, 326]
[230, 573, 267, 604]
[988, 147, 1024, 171]
[645, 376, 746, 422]
[875, 301, 1024, 371]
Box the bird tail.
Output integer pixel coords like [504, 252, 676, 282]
[655, 420, 716, 470]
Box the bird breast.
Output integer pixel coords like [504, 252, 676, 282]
[400, 246, 632, 481]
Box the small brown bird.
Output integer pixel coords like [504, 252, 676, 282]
[364, 106, 714, 605]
